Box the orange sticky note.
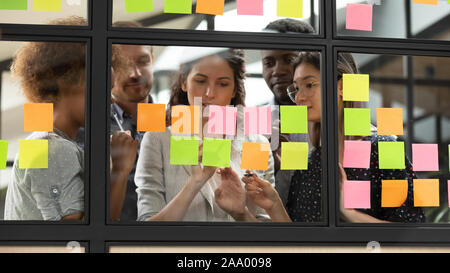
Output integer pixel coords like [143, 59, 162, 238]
[171, 105, 200, 134]
[196, 0, 224, 15]
[241, 142, 271, 170]
[376, 108, 404, 135]
[413, 0, 438, 5]
[24, 103, 53, 132]
[137, 103, 166, 132]
[381, 180, 408, 207]
[414, 179, 440, 207]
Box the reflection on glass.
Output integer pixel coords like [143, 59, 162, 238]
[108, 42, 323, 223]
[0, 0, 88, 25]
[339, 52, 450, 224]
[112, 0, 319, 34]
[336, 0, 450, 41]
[0, 17, 87, 221]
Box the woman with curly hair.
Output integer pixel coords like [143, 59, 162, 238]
[4, 16, 138, 221]
[135, 49, 275, 222]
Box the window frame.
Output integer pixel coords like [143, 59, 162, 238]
[0, 0, 448, 253]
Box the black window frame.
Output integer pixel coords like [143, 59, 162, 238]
[0, 0, 449, 253]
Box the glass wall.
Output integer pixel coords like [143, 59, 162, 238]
[338, 52, 450, 224]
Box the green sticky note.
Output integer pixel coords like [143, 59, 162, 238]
[277, 0, 303, 18]
[164, 0, 192, 14]
[125, 0, 154, 13]
[343, 74, 369, 102]
[33, 0, 61, 12]
[280, 142, 308, 170]
[0, 140, 8, 170]
[0, 0, 27, 10]
[280, 105, 308, 134]
[19, 140, 48, 169]
[378, 141, 405, 169]
[170, 136, 199, 165]
[202, 138, 232, 167]
[344, 108, 371, 136]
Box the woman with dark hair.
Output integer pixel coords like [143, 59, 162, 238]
[238, 52, 425, 223]
[4, 17, 138, 221]
[134, 49, 275, 222]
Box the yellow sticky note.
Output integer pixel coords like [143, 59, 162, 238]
[280, 142, 308, 170]
[343, 74, 369, 102]
[196, 0, 224, 15]
[33, 0, 62, 12]
[381, 180, 408, 207]
[19, 139, 48, 169]
[24, 103, 54, 132]
[376, 108, 404, 136]
[277, 0, 303, 18]
[414, 179, 440, 207]
[413, 0, 438, 5]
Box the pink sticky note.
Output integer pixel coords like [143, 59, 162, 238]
[344, 180, 371, 209]
[244, 106, 271, 135]
[237, 0, 263, 15]
[412, 144, 439, 171]
[346, 3, 373, 31]
[448, 181, 450, 207]
[207, 105, 237, 135]
[343, 141, 371, 169]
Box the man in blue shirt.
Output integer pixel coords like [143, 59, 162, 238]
[78, 21, 154, 221]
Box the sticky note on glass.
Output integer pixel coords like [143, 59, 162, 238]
[414, 179, 439, 207]
[448, 145, 450, 171]
[378, 141, 405, 169]
[171, 105, 200, 135]
[0, 140, 8, 170]
[343, 74, 369, 102]
[164, 0, 192, 14]
[196, 0, 224, 15]
[33, 0, 61, 11]
[207, 105, 237, 136]
[344, 180, 371, 209]
[280, 142, 308, 170]
[343, 140, 371, 169]
[277, 0, 303, 18]
[381, 180, 408, 207]
[124, 0, 153, 13]
[448, 181, 450, 207]
[376, 108, 404, 136]
[244, 106, 271, 135]
[413, 0, 438, 5]
[344, 108, 371, 136]
[412, 144, 439, 171]
[241, 142, 270, 170]
[346, 3, 373, 31]
[202, 138, 232, 167]
[280, 105, 308, 134]
[137, 103, 166, 132]
[19, 139, 48, 169]
[24, 103, 53, 132]
[237, 0, 263, 16]
[0, 0, 27, 10]
[170, 136, 199, 165]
